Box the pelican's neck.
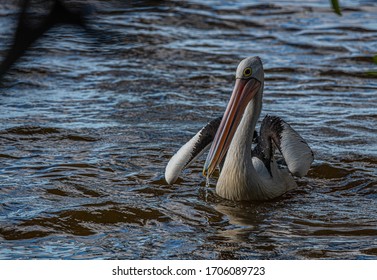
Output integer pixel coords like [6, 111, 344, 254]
[216, 85, 264, 201]
[232, 89, 263, 155]
[226, 86, 262, 168]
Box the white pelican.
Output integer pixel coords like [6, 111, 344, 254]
[165, 56, 314, 201]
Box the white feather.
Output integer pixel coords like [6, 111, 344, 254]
[165, 131, 210, 185]
[252, 157, 270, 180]
[280, 123, 314, 177]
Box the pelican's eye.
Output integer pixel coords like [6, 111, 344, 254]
[243, 67, 252, 77]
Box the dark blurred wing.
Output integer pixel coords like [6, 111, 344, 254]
[0, 0, 87, 77]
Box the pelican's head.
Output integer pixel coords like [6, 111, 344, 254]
[235, 56, 264, 82]
[203, 56, 264, 177]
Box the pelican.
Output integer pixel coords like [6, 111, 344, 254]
[165, 56, 314, 201]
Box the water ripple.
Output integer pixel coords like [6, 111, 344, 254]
[0, 0, 376, 259]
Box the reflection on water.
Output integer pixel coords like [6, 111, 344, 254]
[0, 0, 376, 259]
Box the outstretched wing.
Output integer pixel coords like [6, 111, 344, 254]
[253, 115, 314, 177]
[165, 117, 221, 184]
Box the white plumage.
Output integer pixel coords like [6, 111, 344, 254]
[280, 122, 313, 177]
[165, 131, 210, 185]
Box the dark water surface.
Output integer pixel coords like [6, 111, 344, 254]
[0, 0, 376, 259]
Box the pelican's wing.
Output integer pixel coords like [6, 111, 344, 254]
[165, 117, 221, 184]
[254, 115, 314, 177]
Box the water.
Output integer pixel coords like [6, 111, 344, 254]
[0, 0, 376, 259]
